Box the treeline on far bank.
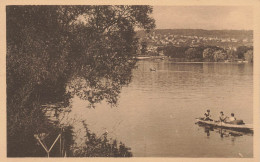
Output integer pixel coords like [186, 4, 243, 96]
[158, 45, 253, 62]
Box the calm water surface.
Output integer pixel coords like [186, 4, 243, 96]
[71, 60, 253, 157]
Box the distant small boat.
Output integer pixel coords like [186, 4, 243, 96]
[237, 60, 248, 63]
[237, 60, 243, 63]
[224, 60, 231, 63]
[150, 68, 156, 71]
[195, 118, 253, 132]
[136, 56, 151, 60]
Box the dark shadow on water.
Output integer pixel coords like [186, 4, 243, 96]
[195, 122, 253, 139]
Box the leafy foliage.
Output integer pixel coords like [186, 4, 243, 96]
[73, 122, 132, 157]
[244, 50, 253, 63]
[236, 46, 253, 59]
[163, 46, 189, 58]
[7, 5, 155, 157]
[185, 47, 204, 60]
[162, 44, 253, 62]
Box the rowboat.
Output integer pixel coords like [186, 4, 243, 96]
[195, 118, 253, 132]
[150, 68, 156, 71]
[136, 56, 151, 60]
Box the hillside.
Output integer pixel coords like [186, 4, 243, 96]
[136, 29, 253, 40]
[136, 29, 253, 48]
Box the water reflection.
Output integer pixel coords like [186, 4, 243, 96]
[196, 122, 253, 139]
[69, 60, 253, 157]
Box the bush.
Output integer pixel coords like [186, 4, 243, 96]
[7, 5, 154, 157]
[72, 122, 132, 157]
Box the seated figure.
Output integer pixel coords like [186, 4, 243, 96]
[204, 109, 213, 121]
[219, 111, 227, 122]
[229, 113, 236, 121]
[227, 113, 244, 125]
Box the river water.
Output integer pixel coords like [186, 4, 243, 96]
[70, 60, 253, 157]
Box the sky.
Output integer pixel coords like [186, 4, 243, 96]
[152, 6, 253, 30]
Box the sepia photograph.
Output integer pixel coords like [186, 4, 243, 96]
[2, 1, 260, 160]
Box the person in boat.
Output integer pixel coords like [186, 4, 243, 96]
[219, 111, 227, 122]
[204, 109, 213, 121]
[226, 113, 244, 125]
[229, 113, 236, 122]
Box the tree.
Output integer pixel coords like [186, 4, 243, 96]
[213, 49, 227, 62]
[185, 48, 197, 59]
[226, 49, 237, 61]
[141, 41, 148, 55]
[203, 48, 215, 61]
[163, 45, 189, 58]
[244, 49, 253, 63]
[184, 47, 203, 60]
[202, 46, 225, 62]
[7, 5, 155, 157]
[236, 46, 249, 59]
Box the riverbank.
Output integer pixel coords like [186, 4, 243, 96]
[138, 45, 253, 63]
[136, 56, 252, 63]
[167, 57, 252, 63]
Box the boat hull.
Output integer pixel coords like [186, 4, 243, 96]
[196, 119, 253, 132]
[136, 56, 151, 60]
